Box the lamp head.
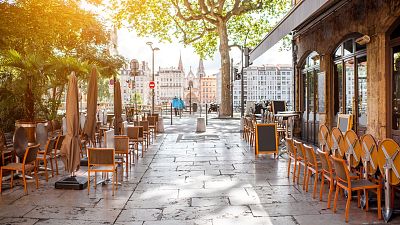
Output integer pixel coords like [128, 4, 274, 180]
[146, 41, 153, 46]
[154, 47, 160, 51]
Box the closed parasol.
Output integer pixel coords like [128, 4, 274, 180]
[114, 80, 123, 135]
[83, 68, 98, 144]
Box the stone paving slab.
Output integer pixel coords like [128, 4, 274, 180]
[1, 117, 400, 224]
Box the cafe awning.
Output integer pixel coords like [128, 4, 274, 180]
[249, 0, 335, 63]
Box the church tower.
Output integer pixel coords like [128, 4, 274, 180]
[178, 52, 184, 72]
[196, 58, 206, 78]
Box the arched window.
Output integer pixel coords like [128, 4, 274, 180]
[333, 36, 367, 133]
[301, 51, 320, 143]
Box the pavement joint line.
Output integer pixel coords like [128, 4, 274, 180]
[113, 134, 167, 224]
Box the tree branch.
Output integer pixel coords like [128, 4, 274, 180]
[226, 0, 263, 20]
[172, 16, 216, 45]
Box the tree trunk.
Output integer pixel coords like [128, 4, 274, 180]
[218, 22, 231, 117]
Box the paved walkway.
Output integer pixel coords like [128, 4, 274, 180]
[0, 116, 396, 224]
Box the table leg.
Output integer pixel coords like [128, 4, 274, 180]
[382, 167, 392, 222]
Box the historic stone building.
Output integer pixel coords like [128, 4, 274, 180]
[118, 61, 151, 105]
[250, 0, 400, 144]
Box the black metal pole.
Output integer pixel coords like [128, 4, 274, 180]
[231, 58, 233, 118]
[189, 87, 192, 115]
[206, 103, 208, 125]
[240, 47, 244, 118]
[170, 103, 172, 125]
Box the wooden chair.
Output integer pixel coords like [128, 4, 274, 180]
[87, 147, 117, 196]
[286, 138, 297, 182]
[114, 136, 130, 176]
[53, 135, 65, 175]
[360, 134, 379, 179]
[294, 140, 307, 190]
[147, 116, 157, 141]
[248, 117, 256, 146]
[243, 117, 250, 141]
[127, 126, 144, 158]
[0, 144, 40, 195]
[36, 137, 57, 182]
[317, 149, 335, 208]
[0, 130, 15, 166]
[304, 144, 321, 198]
[330, 127, 346, 158]
[344, 130, 362, 176]
[319, 124, 330, 152]
[331, 155, 382, 222]
[140, 121, 150, 147]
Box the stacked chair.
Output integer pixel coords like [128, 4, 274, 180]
[286, 124, 392, 223]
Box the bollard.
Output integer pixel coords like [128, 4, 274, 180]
[170, 103, 173, 125]
[206, 104, 208, 125]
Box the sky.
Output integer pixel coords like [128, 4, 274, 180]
[117, 28, 292, 76]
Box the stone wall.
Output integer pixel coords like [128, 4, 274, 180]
[294, 0, 400, 139]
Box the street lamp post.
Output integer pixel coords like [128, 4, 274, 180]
[188, 80, 193, 115]
[146, 42, 160, 114]
[130, 59, 139, 117]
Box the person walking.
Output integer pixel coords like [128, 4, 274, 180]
[172, 97, 179, 116]
[178, 98, 185, 116]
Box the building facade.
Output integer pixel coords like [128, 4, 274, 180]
[155, 66, 185, 104]
[118, 61, 151, 106]
[233, 65, 293, 110]
[251, 0, 400, 145]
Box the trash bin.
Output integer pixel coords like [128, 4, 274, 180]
[192, 103, 198, 112]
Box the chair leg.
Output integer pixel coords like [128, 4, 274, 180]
[319, 174, 325, 201]
[54, 150, 59, 175]
[287, 158, 291, 178]
[327, 179, 334, 209]
[305, 169, 310, 192]
[44, 159, 48, 182]
[345, 189, 352, 223]
[365, 190, 369, 211]
[296, 163, 301, 184]
[50, 157, 54, 177]
[112, 170, 115, 196]
[22, 171, 27, 194]
[333, 185, 339, 213]
[126, 153, 129, 176]
[313, 172, 318, 199]
[88, 170, 90, 195]
[35, 162, 39, 189]
[357, 190, 361, 208]
[293, 159, 297, 183]
[0, 168, 3, 194]
[10, 170, 13, 188]
[377, 187, 382, 219]
[302, 165, 307, 190]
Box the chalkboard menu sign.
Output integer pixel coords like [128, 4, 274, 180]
[255, 124, 278, 157]
[318, 72, 325, 113]
[337, 114, 353, 133]
[272, 101, 286, 114]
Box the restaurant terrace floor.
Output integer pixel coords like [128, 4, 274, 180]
[0, 116, 397, 225]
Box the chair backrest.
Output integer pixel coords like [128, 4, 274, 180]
[377, 138, 400, 186]
[317, 149, 333, 175]
[127, 126, 139, 140]
[304, 144, 317, 167]
[23, 144, 40, 165]
[55, 135, 65, 150]
[140, 121, 149, 131]
[285, 138, 296, 156]
[36, 122, 48, 150]
[88, 147, 115, 166]
[344, 130, 361, 168]
[294, 140, 306, 160]
[104, 129, 115, 148]
[360, 134, 379, 175]
[148, 116, 156, 126]
[114, 136, 129, 154]
[331, 127, 345, 158]
[319, 124, 330, 151]
[45, 137, 57, 155]
[13, 127, 28, 159]
[331, 155, 350, 184]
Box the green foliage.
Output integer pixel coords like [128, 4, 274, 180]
[114, 0, 290, 59]
[131, 92, 143, 105]
[0, 0, 125, 132]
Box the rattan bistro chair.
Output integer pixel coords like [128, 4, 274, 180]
[87, 147, 117, 196]
[286, 138, 297, 182]
[317, 149, 335, 208]
[147, 116, 157, 141]
[331, 155, 382, 223]
[0, 144, 40, 195]
[294, 140, 307, 190]
[114, 136, 130, 176]
[319, 124, 330, 152]
[127, 126, 144, 158]
[140, 121, 150, 147]
[36, 137, 57, 182]
[53, 134, 65, 175]
[331, 127, 346, 158]
[304, 144, 321, 198]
